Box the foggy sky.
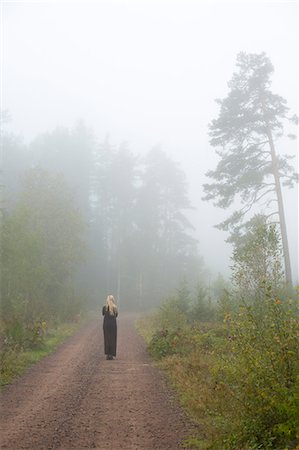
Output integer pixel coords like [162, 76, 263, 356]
[1, 0, 298, 280]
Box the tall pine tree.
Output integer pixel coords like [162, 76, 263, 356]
[203, 52, 298, 285]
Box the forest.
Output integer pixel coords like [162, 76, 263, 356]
[137, 52, 299, 450]
[1, 14, 298, 447]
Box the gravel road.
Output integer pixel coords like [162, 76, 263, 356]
[0, 313, 198, 449]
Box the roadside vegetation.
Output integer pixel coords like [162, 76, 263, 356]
[0, 320, 85, 387]
[138, 219, 299, 450]
[0, 168, 88, 387]
[137, 52, 299, 449]
[1, 50, 298, 444]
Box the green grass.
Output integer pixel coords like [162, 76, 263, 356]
[0, 322, 83, 387]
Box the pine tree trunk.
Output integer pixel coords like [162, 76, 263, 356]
[266, 127, 293, 286]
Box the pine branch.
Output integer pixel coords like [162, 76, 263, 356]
[265, 211, 279, 219]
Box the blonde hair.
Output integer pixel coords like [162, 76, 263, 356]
[106, 295, 117, 315]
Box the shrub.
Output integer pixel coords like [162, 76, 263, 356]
[148, 327, 192, 360]
[1, 319, 48, 352]
[212, 288, 299, 449]
[189, 284, 216, 323]
[141, 284, 299, 450]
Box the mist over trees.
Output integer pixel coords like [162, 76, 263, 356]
[1, 52, 297, 332]
[203, 52, 298, 285]
[87, 139, 204, 308]
[1, 51, 297, 328]
[1, 2, 298, 446]
[1, 119, 204, 320]
[1, 167, 86, 345]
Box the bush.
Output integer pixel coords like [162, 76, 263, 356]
[148, 327, 191, 359]
[211, 288, 299, 449]
[188, 284, 216, 323]
[141, 284, 299, 450]
[0, 321, 82, 386]
[1, 319, 48, 352]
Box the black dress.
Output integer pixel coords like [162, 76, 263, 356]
[102, 306, 118, 357]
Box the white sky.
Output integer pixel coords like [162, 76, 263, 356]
[1, 0, 298, 280]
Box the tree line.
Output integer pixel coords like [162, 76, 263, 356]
[1, 50, 297, 352]
[1, 119, 204, 339]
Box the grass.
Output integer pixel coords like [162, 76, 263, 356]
[136, 316, 216, 448]
[0, 321, 84, 387]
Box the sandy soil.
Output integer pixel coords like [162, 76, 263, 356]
[0, 313, 198, 449]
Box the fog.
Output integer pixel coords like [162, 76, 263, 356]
[2, 0, 298, 283]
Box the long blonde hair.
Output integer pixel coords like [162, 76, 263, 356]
[106, 295, 117, 315]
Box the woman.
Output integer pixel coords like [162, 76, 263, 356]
[102, 295, 118, 360]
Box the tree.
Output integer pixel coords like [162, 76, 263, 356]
[203, 52, 298, 285]
[29, 120, 95, 220]
[1, 110, 30, 217]
[1, 168, 85, 324]
[91, 138, 140, 304]
[231, 214, 284, 304]
[135, 147, 199, 303]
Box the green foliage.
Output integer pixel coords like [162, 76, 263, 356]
[155, 295, 189, 331]
[3, 122, 205, 311]
[1, 319, 47, 351]
[183, 436, 207, 449]
[175, 280, 192, 313]
[148, 327, 192, 360]
[190, 284, 215, 322]
[216, 287, 237, 321]
[146, 292, 192, 360]
[0, 321, 82, 387]
[231, 215, 285, 301]
[213, 289, 299, 449]
[1, 168, 86, 354]
[140, 282, 299, 450]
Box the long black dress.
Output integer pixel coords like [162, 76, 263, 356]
[102, 306, 118, 357]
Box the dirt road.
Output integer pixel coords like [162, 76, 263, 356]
[0, 313, 197, 449]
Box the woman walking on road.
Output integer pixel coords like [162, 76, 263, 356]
[102, 295, 118, 360]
